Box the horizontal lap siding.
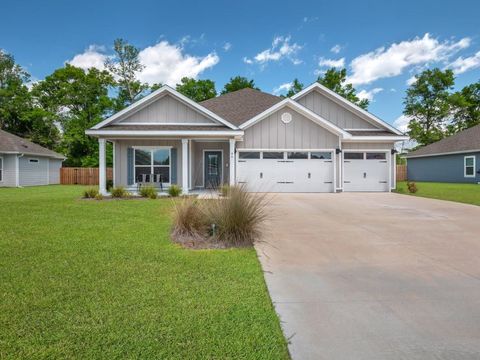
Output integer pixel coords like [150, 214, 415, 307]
[407, 152, 480, 183]
[0, 154, 17, 187]
[19, 156, 48, 186]
[296, 90, 377, 129]
[49, 159, 63, 184]
[238, 105, 339, 149]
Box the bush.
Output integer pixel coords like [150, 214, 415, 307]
[172, 198, 207, 238]
[219, 184, 230, 197]
[83, 188, 99, 199]
[111, 186, 128, 198]
[106, 180, 114, 191]
[94, 193, 104, 201]
[139, 185, 157, 199]
[407, 181, 418, 193]
[168, 184, 182, 197]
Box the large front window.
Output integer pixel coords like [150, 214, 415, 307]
[134, 148, 170, 183]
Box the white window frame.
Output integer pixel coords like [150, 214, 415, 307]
[0, 155, 3, 182]
[133, 146, 172, 185]
[29, 158, 39, 164]
[464, 155, 476, 178]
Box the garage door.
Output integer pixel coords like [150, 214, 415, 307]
[237, 151, 335, 193]
[343, 151, 389, 192]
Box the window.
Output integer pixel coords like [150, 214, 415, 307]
[287, 152, 308, 159]
[29, 158, 39, 163]
[0, 156, 2, 182]
[310, 152, 332, 160]
[344, 152, 364, 160]
[239, 152, 260, 159]
[134, 148, 170, 183]
[464, 156, 476, 177]
[366, 152, 386, 160]
[262, 152, 284, 159]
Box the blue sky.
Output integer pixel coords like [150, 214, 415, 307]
[1, 0, 479, 130]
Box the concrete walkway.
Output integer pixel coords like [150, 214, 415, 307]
[256, 193, 480, 360]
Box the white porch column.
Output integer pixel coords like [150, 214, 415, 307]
[181, 139, 189, 194]
[98, 138, 107, 195]
[229, 139, 236, 186]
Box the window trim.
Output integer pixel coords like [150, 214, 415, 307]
[0, 155, 3, 182]
[29, 158, 39, 164]
[464, 155, 476, 178]
[133, 146, 171, 185]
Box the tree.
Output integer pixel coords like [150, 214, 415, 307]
[176, 77, 216, 102]
[0, 50, 60, 148]
[317, 68, 369, 109]
[221, 76, 259, 94]
[285, 78, 304, 97]
[404, 68, 455, 146]
[33, 64, 114, 166]
[105, 38, 148, 110]
[450, 81, 480, 131]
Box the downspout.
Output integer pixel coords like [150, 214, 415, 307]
[16, 153, 24, 187]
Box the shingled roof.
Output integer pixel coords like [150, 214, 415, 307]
[407, 124, 480, 157]
[0, 129, 65, 159]
[200, 88, 282, 127]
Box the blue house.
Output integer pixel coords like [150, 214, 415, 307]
[406, 124, 480, 183]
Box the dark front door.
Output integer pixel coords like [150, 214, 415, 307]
[204, 151, 222, 188]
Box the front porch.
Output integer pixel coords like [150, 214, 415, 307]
[98, 137, 237, 195]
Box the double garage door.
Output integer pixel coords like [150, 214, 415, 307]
[236, 150, 390, 192]
[237, 150, 335, 193]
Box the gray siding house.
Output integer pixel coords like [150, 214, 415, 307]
[406, 124, 480, 183]
[0, 129, 65, 187]
[86, 84, 407, 195]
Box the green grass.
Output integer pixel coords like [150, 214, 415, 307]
[0, 186, 289, 359]
[395, 181, 480, 206]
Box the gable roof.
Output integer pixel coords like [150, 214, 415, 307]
[291, 82, 404, 135]
[200, 88, 282, 127]
[0, 129, 65, 159]
[91, 85, 238, 130]
[407, 124, 480, 158]
[239, 98, 352, 138]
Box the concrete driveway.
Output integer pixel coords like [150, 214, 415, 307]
[256, 193, 480, 360]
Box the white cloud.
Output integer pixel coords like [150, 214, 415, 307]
[393, 114, 411, 133]
[244, 36, 302, 65]
[68, 40, 220, 86]
[347, 33, 471, 85]
[68, 45, 108, 70]
[223, 42, 232, 51]
[318, 57, 345, 68]
[330, 44, 342, 54]
[406, 76, 417, 86]
[357, 87, 383, 102]
[447, 51, 480, 74]
[273, 82, 293, 95]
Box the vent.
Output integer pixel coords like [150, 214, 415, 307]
[281, 112, 292, 124]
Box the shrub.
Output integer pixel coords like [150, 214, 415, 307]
[111, 186, 128, 198]
[172, 198, 207, 238]
[219, 184, 230, 197]
[168, 184, 182, 197]
[407, 181, 418, 193]
[83, 188, 99, 199]
[203, 186, 269, 247]
[106, 180, 114, 191]
[94, 193, 104, 201]
[139, 185, 157, 199]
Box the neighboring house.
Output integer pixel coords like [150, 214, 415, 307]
[85, 84, 407, 195]
[406, 124, 480, 183]
[0, 129, 65, 187]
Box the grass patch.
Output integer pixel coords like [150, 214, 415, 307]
[395, 181, 480, 206]
[0, 185, 289, 359]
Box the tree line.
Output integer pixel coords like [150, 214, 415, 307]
[1, 38, 479, 166]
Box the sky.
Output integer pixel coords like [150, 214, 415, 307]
[1, 0, 479, 131]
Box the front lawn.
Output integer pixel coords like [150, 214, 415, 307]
[395, 181, 480, 206]
[0, 186, 289, 359]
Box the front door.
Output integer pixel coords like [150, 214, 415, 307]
[204, 151, 222, 188]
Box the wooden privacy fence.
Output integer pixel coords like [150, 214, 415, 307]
[396, 164, 407, 181]
[60, 167, 113, 185]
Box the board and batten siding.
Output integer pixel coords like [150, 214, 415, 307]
[238, 106, 340, 150]
[118, 94, 215, 124]
[114, 139, 183, 187]
[296, 90, 377, 129]
[407, 152, 480, 183]
[19, 156, 48, 186]
[0, 153, 17, 187]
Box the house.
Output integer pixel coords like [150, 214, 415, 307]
[406, 124, 480, 183]
[0, 129, 65, 187]
[85, 83, 407, 195]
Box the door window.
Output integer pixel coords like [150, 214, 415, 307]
[366, 152, 386, 160]
[239, 152, 260, 159]
[344, 152, 364, 160]
[287, 152, 308, 159]
[310, 152, 332, 160]
[207, 154, 219, 175]
[262, 152, 284, 159]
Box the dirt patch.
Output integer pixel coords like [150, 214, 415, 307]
[171, 230, 251, 250]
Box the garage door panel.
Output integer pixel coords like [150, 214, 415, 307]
[343, 151, 389, 192]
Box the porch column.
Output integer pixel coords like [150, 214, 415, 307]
[181, 139, 189, 194]
[229, 139, 235, 186]
[98, 138, 107, 195]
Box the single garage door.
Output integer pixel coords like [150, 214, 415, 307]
[343, 151, 389, 192]
[237, 150, 335, 193]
